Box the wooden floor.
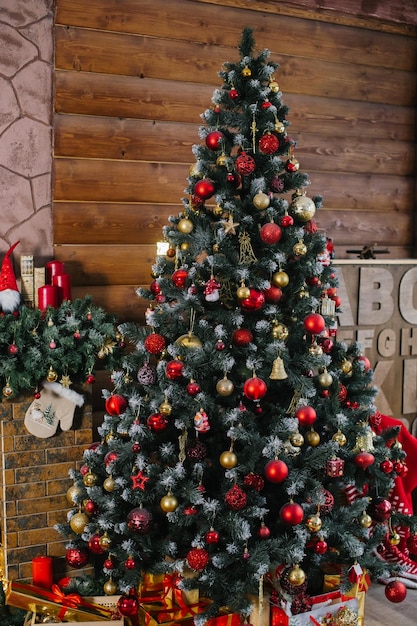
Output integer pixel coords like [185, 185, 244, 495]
[365, 581, 416, 625]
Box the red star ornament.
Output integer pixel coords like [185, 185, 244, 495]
[131, 469, 149, 490]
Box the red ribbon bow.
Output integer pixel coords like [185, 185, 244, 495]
[51, 584, 82, 611]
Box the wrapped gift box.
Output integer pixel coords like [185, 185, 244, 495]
[138, 572, 198, 606]
[6, 581, 118, 622]
[138, 598, 211, 626]
[271, 592, 359, 626]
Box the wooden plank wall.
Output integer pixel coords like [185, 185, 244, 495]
[53, 0, 417, 324]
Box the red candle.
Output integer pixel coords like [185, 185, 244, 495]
[52, 273, 71, 303]
[45, 260, 65, 283]
[38, 285, 59, 310]
[32, 556, 53, 589]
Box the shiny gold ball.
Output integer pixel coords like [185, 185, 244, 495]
[360, 512, 373, 528]
[237, 285, 251, 299]
[242, 66, 252, 77]
[216, 154, 228, 166]
[83, 472, 98, 487]
[274, 120, 285, 133]
[271, 323, 289, 341]
[178, 218, 194, 234]
[180, 242, 189, 251]
[391, 439, 403, 450]
[306, 514, 322, 532]
[253, 192, 270, 210]
[309, 343, 323, 356]
[220, 450, 238, 468]
[288, 564, 306, 587]
[341, 359, 353, 374]
[269, 80, 279, 93]
[175, 333, 202, 349]
[189, 163, 200, 177]
[99, 532, 112, 550]
[318, 371, 333, 387]
[213, 204, 223, 216]
[46, 367, 58, 382]
[290, 194, 316, 223]
[69, 511, 89, 534]
[291, 432, 304, 447]
[67, 484, 83, 505]
[103, 476, 116, 492]
[298, 288, 309, 299]
[159, 400, 173, 416]
[333, 430, 347, 446]
[216, 377, 235, 396]
[2, 384, 13, 398]
[103, 579, 118, 595]
[160, 493, 178, 512]
[293, 240, 307, 256]
[305, 430, 320, 447]
[272, 271, 289, 288]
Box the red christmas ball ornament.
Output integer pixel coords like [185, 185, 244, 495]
[147, 412, 168, 432]
[354, 451, 375, 470]
[225, 484, 248, 510]
[103, 558, 114, 570]
[144, 333, 166, 354]
[313, 538, 328, 554]
[303, 313, 325, 335]
[235, 152, 255, 175]
[259, 133, 280, 154]
[84, 499, 97, 515]
[132, 442, 141, 453]
[125, 556, 136, 570]
[394, 461, 408, 477]
[270, 176, 285, 193]
[232, 328, 253, 346]
[240, 289, 265, 312]
[280, 501, 304, 526]
[165, 359, 184, 380]
[264, 459, 288, 484]
[280, 214, 294, 227]
[264, 285, 282, 304]
[321, 338, 334, 354]
[194, 179, 215, 199]
[243, 472, 265, 492]
[205, 529, 220, 544]
[8, 343, 18, 355]
[205, 130, 224, 150]
[229, 88, 239, 100]
[79, 463, 89, 476]
[258, 524, 271, 539]
[260, 222, 282, 244]
[226, 171, 241, 187]
[187, 380, 201, 396]
[65, 547, 89, 568]
[88, 533, 105, 554]
[356, 355, 371, 370]
[104, 451, 118, 466]
[127, 507, 153, 533]
[155, 294, 166, 304]
[243, 375, 267, 401]
[85, 373, 95, 385]
[368, 496, 392, 522]
[295, 405, 317, 427]
[406, 533, 417, 555]
[150, 280, 161, 295]
[117, 592, 140, 617]
[187, 547, 210, 570]
[338, 384, 347, 402]
[380, 459, 394, 474]
[172, 269, 188, 288]
[105, 394, 128, 416]
[215, 339, 226, 351]
[385, 580, 407, 603]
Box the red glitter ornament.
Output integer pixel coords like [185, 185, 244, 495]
[356, 355, 371, 370]
[187, 547, 210, 570]
[206, 130, 225, 150]
[144, 333, 166, 354]
[280, 214, 294, 227]
[295, 405, 317, 427]
[165, 359, 184, 380]
[194, 179, 215, 199]
[258, 524, 271, 539]
[279, 501, 304, 526]
[271, 176, 285, 193]
[225, 484, 248, 510]
[235, 152, 256, 175]
[243, 375, 267, 401]
[105, 394, 128, 416]
[303, 313, 325, 335]
[260, 222, 282, 244]
[259, 133, 279, 154]
[240, 288, 265, 312]
[385, 580, 407, 603]
[264, 459, 288, 484]
[232, 328, 253, 346]
[66, 547, 89, 568]
[243, 472, 265, 491]
[84, 499, 97, 515]
[127, 507, 153, 533]
[407, 533, 417, 555]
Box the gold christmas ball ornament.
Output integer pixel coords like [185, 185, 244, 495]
[177, 218, 194, 234]
[242, 65, 252, 77]
[83, 472, 98, 487]
[269, 80, 279, 93]
[159, 398, 173, 416]
[237, 284, 251, 300]
[272, 270, 289, 288]
[103, 578, 118, 595]
[333, 429, 347, 447]
[46, 367, 58, 382]
[291, 432, 304, 447]
[274, 120, 285, 133]
[2, 383, 14, 398]
[318, 370, 333, 388]
[388, 532, 401, 546]
[340, 359, 353, 375]
[272, 322, 289, 341]
[289, 194, 316, 223]
[306, 513, 322, 532]
[216, 376, 235, 396]
[175, 333, 202, 349]
[220, 450, 238, 468]
[216, 154, 228, 167]
[360, 512, 373, 528]
[69, 511, 89, 534]
[305, 429, 320, 447]
[309, 342, 323, 357]
[253, 192, 270, 210]
[103, 476, 116, 492]
[293, 240, 307, 256]
[189, 163, 200, 177]
[99, 532, 112, 550]
[66, 484, 83, 505]
[180, 242, 189, 251]
[213, 204, 223, 216]
[288, 564, 306, 587]
[160, 493, 178, 512]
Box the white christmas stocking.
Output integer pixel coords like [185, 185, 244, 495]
[24, 381, 84, 438]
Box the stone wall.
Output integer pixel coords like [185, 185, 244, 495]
[0, 0, 54, 262]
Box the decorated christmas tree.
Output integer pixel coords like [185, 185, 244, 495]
[58, 29, 417, 622]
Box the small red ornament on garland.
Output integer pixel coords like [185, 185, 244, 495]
[105, 394, 128, 416]
[225, 484, 248, 510]
[187, 547, 210, 570]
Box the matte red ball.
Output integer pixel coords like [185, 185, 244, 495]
[205, 130, 224, 150]
[66, 547, 89, 568]
[260, 223, 282, 244]
[295, 405, 317, 427]
[105, 394, 128, 416]
[187, 547, 210, 570]
[117, 593, 140, 617]
[368, 496, 392, 522]
[144, 333, 166, 354]
[194, 179, 215, 199]
[88, 534, 105, 554]
[354, 451, 375, 470]
[232, 328, 253, 346]
[243, 376, 267, 401]
[240, 288, 265, 312]
[303, 313, 325, 335]
[279, 501, 304, 526]
[264, 285, 282, 303]
[165, 359, 184, 380]
[264, 459, 288, 483]
[147, 412, 168, 432]
[385, 580, 407, 603]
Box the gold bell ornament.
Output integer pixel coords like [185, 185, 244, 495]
[269, 356, 288, 380]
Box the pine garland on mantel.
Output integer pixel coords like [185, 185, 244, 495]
[0, 295, 124, 400]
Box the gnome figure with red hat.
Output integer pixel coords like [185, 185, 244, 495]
[0, 241, 21, 313]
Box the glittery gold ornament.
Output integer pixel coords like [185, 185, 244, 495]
[269, 356, 288, 380]
[272, 270, 289, 288]
[352, 424, 375, 453]
[178, 218, 194, 234]
[103, 476, 116, 492]
[69, 511, 89, 534]
[67, 484, 83, 505]
[318, 369, 333, 387]
[293, 240, 307, 256]
[220, 450, 237, 468]
[391, 438, 402, 450]
[269, 80, 279, 93]
[333, 429, 347, 446]
[305, 429, 320, 447]
[306, 513, 322, 532]
[160, 492, 178, 512]
[271, 322, 289, 341]
[103, 578, 118, 595]
[288, 564, 306, 586]
[388, 532, 401, 546]
[180, 242, 189, 251]
[341, 359, 353, 375]
[253, 192, 270, 210]
[216, 376, 234, 396]
[83, 472, 97, 487]
[290, 192, 316, 222]
[274, 120, 285, 133]
[335, 605, 358, 626]
[189, 163, 200, 177]
[213, 204, 223, 216]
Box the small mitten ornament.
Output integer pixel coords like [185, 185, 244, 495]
[24, 381, 84, 438]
